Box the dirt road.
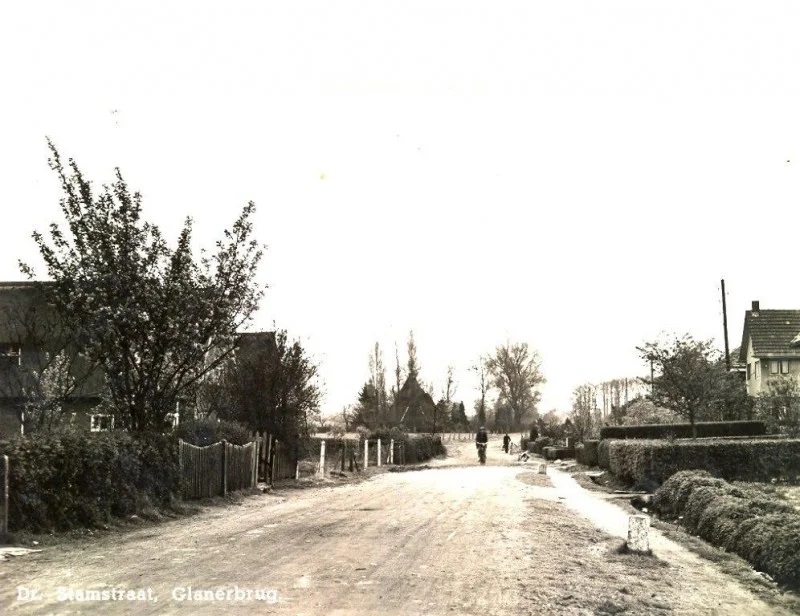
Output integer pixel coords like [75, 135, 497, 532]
[0, 436, 795, 615]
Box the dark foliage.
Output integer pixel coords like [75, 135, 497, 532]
[599, 420, 766, 440]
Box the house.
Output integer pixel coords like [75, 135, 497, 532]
[389, 374, 437, 432]
[0, 281, 105, 437]
[738, 300, 800, 396]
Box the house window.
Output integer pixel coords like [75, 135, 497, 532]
[747, 363, 752, 380]
[770, 361, 779, 375]
[782, 360, 790, 374]
[755, 361, 760, 380]
[0, 342, 21, 367]
[90, 414, 114, 432]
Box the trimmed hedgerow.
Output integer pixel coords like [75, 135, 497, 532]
[598, 438, 800, 487]
[543, 446, 573, 461]
[576, 440, 599, 466]
[4, 431, 180, 533]
[654, 471, 800, 588]
[599, 420, 766, 441]
[368, 429, 446, 464]
[530, 437, 553, 455]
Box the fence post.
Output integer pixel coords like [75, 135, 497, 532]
[364, 439, 369, 469]
[295, 461, 300, 480]
[271, 440, 278, 486]
[389, 439, 394, 464]
[377, 439, 382, 467]
[222, 440, 228, 496]
[2, 454, 8, 536]
[317, 440, 326, 479]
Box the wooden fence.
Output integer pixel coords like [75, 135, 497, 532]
[179, 439, 259, 499]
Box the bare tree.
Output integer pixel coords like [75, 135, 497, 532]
[485, 341, 546, 429]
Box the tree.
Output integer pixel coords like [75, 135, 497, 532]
[471, 357, 489, 427]
[406, 330, 419, 381]
[353, 382, 378, 428]
[485, 341, 545, 429]
[204, 331, 322, 447]
[450, 401, 468, 429]
[620, 397, 681, 426]
[443, 364, 457, 403]
[637, 334, 748, 437]
[570, 384, 597, 439]
[369, 342, 388, 422]
[22, 142, 264, 431]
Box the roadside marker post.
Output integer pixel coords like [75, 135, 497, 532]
[317, 440, 326, 479]
[627, 515, 651, 553]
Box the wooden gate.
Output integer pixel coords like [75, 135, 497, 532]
[179, 439, 259, 499]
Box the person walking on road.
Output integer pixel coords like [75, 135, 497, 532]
[502, 433, 511, 453]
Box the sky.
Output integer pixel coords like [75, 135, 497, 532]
[2, 1, 800, 420]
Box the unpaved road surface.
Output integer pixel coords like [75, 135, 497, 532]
[0, 436, 796, 615]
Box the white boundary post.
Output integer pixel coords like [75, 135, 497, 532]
[364, 439, 369, 469]
[628, 515, 650, 553]
[389, 439, 394, 464]
[317, 440, 326, 479]
[377, 439, 382, 467]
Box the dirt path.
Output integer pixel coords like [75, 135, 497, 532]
[0, 436, 795, 615]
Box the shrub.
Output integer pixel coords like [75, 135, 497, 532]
[531, 437, 553, 455]
[543, 446, 573, 461]
[367, 429, 445, 464]
[576, 440, 599, 466]
[172, 417, 252, 446]
[599, 420, 766, 441]
[654, 471, 800, 589]
[4, 431, 180, 533]
[600, 438, 800, 487]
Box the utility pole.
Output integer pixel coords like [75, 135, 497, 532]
[721, 279, 731, 371]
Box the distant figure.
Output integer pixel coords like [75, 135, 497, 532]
[502, 433, 511, 453]
[529, 425, 539, 442]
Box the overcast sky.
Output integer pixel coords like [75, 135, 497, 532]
[2, 1, 800, 419]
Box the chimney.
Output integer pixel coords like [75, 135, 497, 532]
[752, 300, 760, 316]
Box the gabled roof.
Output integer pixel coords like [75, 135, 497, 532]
[739, 309, 800, 361]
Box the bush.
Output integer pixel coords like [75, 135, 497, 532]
[172, 417, 252, 446]
[599, 420, 766, 440]
[366, 429, 446, 464]
[598, 437, 800, 487]
[654, 471, 800, 588]
[530, 437, 553, 455]
[4, 431, 180, 533]
[543, 446, 573, 461]
[576, 440, 599, 466]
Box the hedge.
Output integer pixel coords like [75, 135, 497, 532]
[598, 438, 800, 487]
[530, 436, 553, 455]
[654, 471, 800, 588]
[172, 417, 252, 446]
[576, 440, 599, 466]
[368, 429, 446, 464]
[2, 431, 180, 533]
[543, 446, 573, 461]
[599, 420, 766, 441]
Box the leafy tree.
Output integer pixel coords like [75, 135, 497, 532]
[353, 382, 378, 428]
[620, 397, 681, 426]
[450, 400, 468, 429]
[485, 341, 545, 429]
[22, 142, 264, 431]
[637, 334, 749, 437]
[206, 330, 322, 447]
[537, 409, 565, 439]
